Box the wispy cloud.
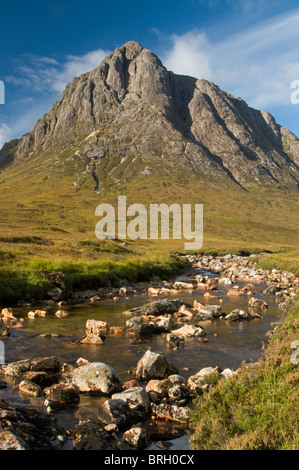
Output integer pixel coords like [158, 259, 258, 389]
[50, 49, 110, 93]
[163, 32, 212, 81]
[163, 8, 299, 111]
[0, 123, 12, 149]
[198, 0, 286, 13]
[5, 48, 110, 95]
[1, 48, 110, 148]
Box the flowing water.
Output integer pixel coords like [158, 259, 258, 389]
[0, 272, 285, 449]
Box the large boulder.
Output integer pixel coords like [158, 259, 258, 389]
[136, 350, 178, 381]
[224, 309, 255, 321]
[19, 380, 42, 398]
[123, 427, 148, 449]
[0, 399, 66, 450]
[80, 319, 108, 344]
[1, 308, 14, 319]
[146, 375, 188, 404]
[73, 419, 121, 451]
[187, 366, 221, 393]
[0, 359, 32, 377]
[151, 403, 192, 423]
[70, 362, 122, 395]
[98, 399, 132, 430]
[248, 297, 268, 309]
[112, 386, 150, 413]
[171, 324, 205, 338]
[21, 371, 54, 389]
[155, 316, 176, 333]
[126, 317, 155, 337]
[193, 303, 222, 319]
[29, 357, 61, 373]
[124, 299, 187, 317]
[0, 356, 60, 377]
[46, 383, 80, 404]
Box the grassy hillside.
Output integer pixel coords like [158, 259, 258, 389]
[0, 136, 298, 303]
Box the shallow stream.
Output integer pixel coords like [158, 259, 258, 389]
[0, 271, 284, 450]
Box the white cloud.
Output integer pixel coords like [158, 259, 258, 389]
[1, 48, 110, 148]
[162, 9, 299, 112]
[198, 0, 285, 13]
[0, 123, 13, 149]
[164, 31, 212, 81]
[5, 48, 110, 95]
[51, 49, 110, 92]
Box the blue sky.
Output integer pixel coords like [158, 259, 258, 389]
[1, 0, 299, 148]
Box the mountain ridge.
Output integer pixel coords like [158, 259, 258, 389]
[0, 40, 298, 191]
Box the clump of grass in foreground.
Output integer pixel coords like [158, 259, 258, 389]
[189, 297, 299, 450]
[0, 255, 188, 304]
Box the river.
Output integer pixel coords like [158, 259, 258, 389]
[0, 269, 285, 450]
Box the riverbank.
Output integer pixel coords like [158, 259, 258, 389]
[0, 246, 298, 306]
[189, 295, 299, 450]
[0, 255, 188, 305]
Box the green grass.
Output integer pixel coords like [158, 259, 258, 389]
[0, 254, 188, 304]
[255, 251, 299, 277]
[189, 297, 299, 450]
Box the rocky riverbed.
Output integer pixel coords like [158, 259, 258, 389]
[0, 254, 298, 450]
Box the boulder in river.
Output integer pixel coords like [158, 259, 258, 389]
[21, 371, 54, 389]
[154, 316, 176, 333]
[73, 419, 122, 451]
[80, 319, 108, 344]
[127, 321, 155, 337]
[123, 299, 187, 317]
[171, 324, 206, 338]
[136, 350, 178, 381]
[193, 302, 222, 319]
[69, 362, 122, 395]
[19, 380, 43, 398]
[0, 399, 66, 450]
[112, 386, 150, 413]
[224, 309, 255, 321]
[1, 308, 15, 320]
[0, 356, 60, 377]
[46, 383, 80, 404]
[0, 319, 10, 337]
[248, 297, 268, 309]
[98, 399, 132, 430]
[123, 427, 148, 449]
[166, 333, 185, 349]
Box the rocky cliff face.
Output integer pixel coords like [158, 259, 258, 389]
[1, 41, 298, 188]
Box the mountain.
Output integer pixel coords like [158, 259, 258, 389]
[1, 41, 298, 190]
[0, 41, 298, 253]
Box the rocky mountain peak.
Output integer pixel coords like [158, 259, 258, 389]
[0, 42, 298, 189]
